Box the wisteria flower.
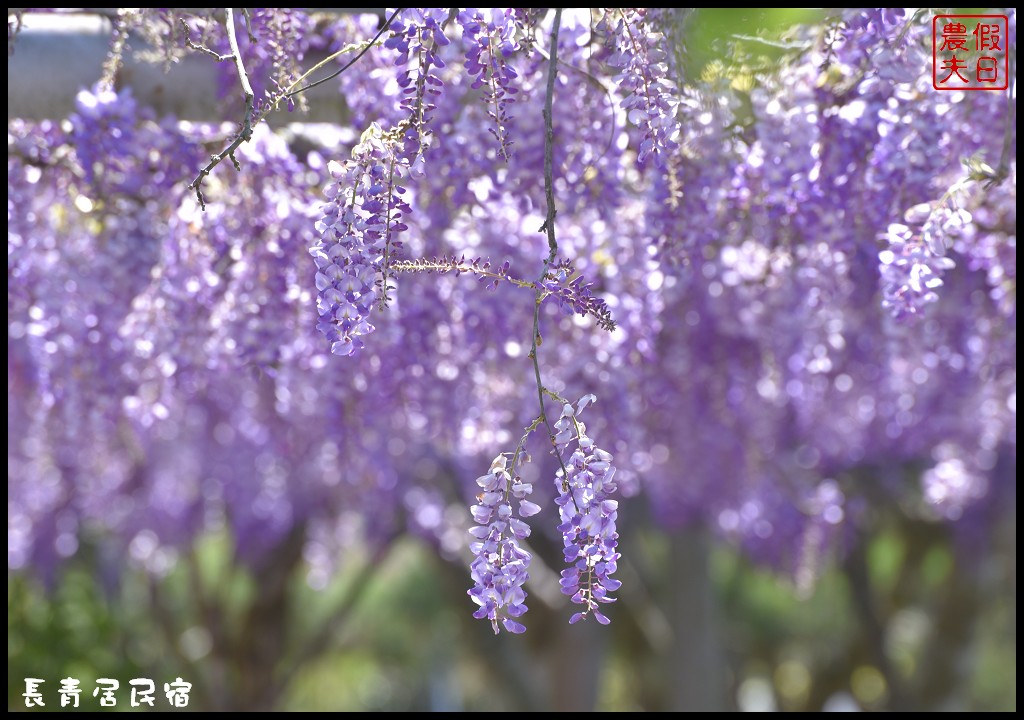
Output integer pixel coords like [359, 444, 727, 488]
[467, 454, 541, 634]
[552, 395, 622, 625]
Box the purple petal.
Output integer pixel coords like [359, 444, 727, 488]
[518, 499, 541, 517]
[502, 618, 526, 634]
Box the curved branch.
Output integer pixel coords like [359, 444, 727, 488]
[185, 9, 255, 209]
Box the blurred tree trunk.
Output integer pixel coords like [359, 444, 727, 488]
[614, 522, 728, 711]
[546, 611, 605, 711]
[668, 526, 728, 711]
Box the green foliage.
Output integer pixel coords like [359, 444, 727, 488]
[10, 515, 1015, 711]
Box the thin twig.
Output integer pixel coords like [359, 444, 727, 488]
[994, 44, 1015, 185]
[240, 7, 256, 43]
[538, 8, 561, 256]
[284, 7, 403, 98]
[186, 8, 255, 209]
[185, 8, 402, 209]
[180, 17, 233, 61]
[730, 33, 812, 51]
[530, 8, 571, 486]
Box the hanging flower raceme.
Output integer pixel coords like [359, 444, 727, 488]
[458, 7, 521, 161]
[467, 453, 541, 634]
[552, 395, 621, 625]
[602, 8, 681, 168]
[386, 8, 451, 167]
[310, 123, 412, 355]
[879, 202, 966, 320]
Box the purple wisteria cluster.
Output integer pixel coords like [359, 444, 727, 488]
[68, 86, 194, 200]
[543, 259, 617, 332]
[310, 123, 412, 355]
[466, 395, 622, 631]
[955, 170, 1017, 318]
[552, 395, 621, 625]
[458, 8, 521, 160]
[467, 453, 541, 634]
[601, 8, 681, 167]
[248, 8, 313, 113]
[878, 202, 966, 320]
[385, 8, 451, 166]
